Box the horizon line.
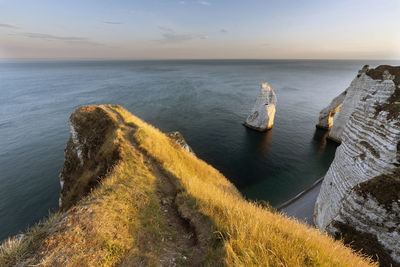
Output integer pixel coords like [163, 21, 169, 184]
[1, 57, 400, 61]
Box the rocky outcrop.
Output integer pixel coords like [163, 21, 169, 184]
[166, 131, 194, 154]
[318, 65, 400, 143]
[244, 83, 277, 131]
[314, 65, 400, 265]
[316, 65, 373, 142]
[316, 90, 346, 130]
[329, 65, 376, 142]
[59, 106, 121, 210]
[327, 174, 400, 266]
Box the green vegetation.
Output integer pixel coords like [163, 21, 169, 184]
[333, 221, 395, 267]
[60, 106, 121, 210]
[374, 84, 400, 121]
[367, 65, 400, 120]
[356, 172, 400, 210]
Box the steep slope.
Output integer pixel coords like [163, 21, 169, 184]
[1, 105, 375, 266]
[316, 65, 400, 143]
[59, 106, 121, 210]
[314, 65, 400, 266]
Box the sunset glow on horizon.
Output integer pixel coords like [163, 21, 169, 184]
[1, 0, 399, 59]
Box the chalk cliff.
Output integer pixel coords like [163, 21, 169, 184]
[316, 65, 374, 142]
[314, 65, 400, 266]
[244, 83, 277, 131]
[316, 90, 346, 130]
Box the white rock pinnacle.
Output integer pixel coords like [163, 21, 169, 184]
[244, 83, 277, 131]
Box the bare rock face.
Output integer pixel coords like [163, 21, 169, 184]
[244, 83, 277, 131]
[59, 106, 121, 211]
[316, 65, 372, 141]
[317, 65, 400, 143]
[166, 131, 195, 154]
[314, 65, 400, 265]
[328, 65, 374, 142]
[316, 90, 346, 130]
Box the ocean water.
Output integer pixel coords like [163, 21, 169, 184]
[0, 59, 398, 241]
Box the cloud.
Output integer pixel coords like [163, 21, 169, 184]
[179, 1, 185, 4]
[158, 26, 175, 33]
[156, 26, 192, 43]
[261, 43, 270, 47]
[128, 9, 152, 16]
[220, 29, 229, 33]
[197, 1, 210, 5]
[19, 32, 103, 46]
[156, 26, 210, 44]
[103, 21, 123, 25]
[0, 23, 20, 29]
[22, 32, 86, 41]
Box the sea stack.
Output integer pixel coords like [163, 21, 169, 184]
[244, 82, 277, 131]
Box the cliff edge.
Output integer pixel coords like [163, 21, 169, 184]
[1, 105, 375, 266]
[315, 65, 400, 266]
[59, 106, 121, 210]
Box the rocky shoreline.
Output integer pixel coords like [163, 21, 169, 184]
[279, 177, 323, 225]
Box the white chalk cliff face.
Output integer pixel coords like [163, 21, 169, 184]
[244, 83, 277, 131]
[316, 65, 372, 142]
[314, 65, 400, 265]
[316, 90, 346, 130]
[329, 65, 375, 142]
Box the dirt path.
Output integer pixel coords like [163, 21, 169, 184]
[104, 106, 200, 266]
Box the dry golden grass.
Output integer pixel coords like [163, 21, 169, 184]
[113, 105, 376, 267]
[0, 105, 376, 266]
[0, 113, 169, 266]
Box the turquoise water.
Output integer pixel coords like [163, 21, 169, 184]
[0, 59, 398, 241]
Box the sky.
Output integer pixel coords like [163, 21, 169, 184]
[0, 0, 399, 59]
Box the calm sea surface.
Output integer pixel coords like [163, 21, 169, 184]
[1, 59, 398, 241]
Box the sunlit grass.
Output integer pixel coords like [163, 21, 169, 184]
[114, 105, 376, 266]
[0, 105, 376, 266]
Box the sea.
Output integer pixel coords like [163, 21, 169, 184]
[1, 59, 398, 241]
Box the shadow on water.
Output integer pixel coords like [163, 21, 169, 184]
[278, 129, 341, 222]
[243, 126, 273, 156]
[240, 127, 340, 207]
[220, 126, 275, 190]
[311, 127, 340, 170]
[313, 127, 340, 150]
[313, 127, 329, 143]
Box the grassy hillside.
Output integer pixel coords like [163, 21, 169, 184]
[0, 105, 376, 266]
